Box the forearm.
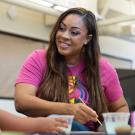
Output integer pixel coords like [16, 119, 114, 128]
[15, 94, 73, 117]
[108, 97, 129, 112]
[0, 109, 38, 132]
[115, 104, 129, 112]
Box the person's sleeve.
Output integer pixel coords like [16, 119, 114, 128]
[15, 49, 45, 88]
[101, 59, 123, 102]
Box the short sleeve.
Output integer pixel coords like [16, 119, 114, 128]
[100, 58, 123, 102]
[15, 49, 46, 88]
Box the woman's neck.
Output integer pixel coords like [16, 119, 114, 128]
[66, 55, 83, 66]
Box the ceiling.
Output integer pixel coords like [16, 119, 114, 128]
[97, 0, 135, 42]
[2, 0, 135, 42]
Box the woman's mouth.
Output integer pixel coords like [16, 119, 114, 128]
[59, 42, 70, 49]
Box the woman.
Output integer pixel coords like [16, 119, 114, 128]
[15, 7, 129, 131]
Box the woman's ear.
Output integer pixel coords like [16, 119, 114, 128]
[87, 34, 92, 42]
[84, 35, 92, 45]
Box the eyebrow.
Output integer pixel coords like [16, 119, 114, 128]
[61, 22, 81, 30]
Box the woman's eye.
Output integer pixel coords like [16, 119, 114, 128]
[71, 31, 80, 36]
[59, 26, 65, 32]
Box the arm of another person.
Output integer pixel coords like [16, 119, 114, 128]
[0, 109, 67, 133]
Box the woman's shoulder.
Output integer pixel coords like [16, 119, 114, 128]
[99, 57, 115, 71]
[99, 57, 117, 78]
[30, 49, 46, 58]
[24, 48, 47, 67]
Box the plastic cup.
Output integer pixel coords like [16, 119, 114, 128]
[49, 114, 74, 134]
[0, 132, 24, 135]
[103, 112, 130, 134]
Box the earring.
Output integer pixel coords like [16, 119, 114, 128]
[84, 41, 87, 45]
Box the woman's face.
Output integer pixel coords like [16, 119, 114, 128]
[56, 14, 89, 63]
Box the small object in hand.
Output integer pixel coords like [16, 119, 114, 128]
[78, 97, 102, 126]
[115, 125, 132, 135]
[96, 118, 102, 126]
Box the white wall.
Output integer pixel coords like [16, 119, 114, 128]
[0, 1, 51, 41]
[99, 36, 135, 69]
[0, 34, 47, 98]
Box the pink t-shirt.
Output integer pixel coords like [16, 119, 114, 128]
[16, 49, 123, 103]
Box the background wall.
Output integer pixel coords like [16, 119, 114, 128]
[99, 36, 135, 68]
[0, 34, 47, 98]
[0, 1, 51, 41]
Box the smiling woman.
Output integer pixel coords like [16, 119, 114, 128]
[55, 14, 91, 63]
[14, 7, 129, 132]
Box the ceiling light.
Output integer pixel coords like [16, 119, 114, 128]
[27, 0, 53, 8]
[53, 5, 68, 12]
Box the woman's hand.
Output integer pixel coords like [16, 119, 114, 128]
[36, 117, 68, 133]
[69, 103, 97, 124]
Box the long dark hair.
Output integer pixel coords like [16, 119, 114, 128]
[38, 7, 107, 116]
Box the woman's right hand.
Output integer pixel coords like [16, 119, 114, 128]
[69, 103, 98, 124]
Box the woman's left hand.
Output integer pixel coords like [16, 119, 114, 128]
[67, 103, 97, 124]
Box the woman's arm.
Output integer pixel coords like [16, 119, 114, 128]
[0, 109, 67, 133]
[100, 58, 129, 113]
[107, 96, 129, 112]
[15, 83, 70, 117]
[15, 83, 97, 124]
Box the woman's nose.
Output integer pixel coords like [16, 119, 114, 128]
[62, 30, 70, 39]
